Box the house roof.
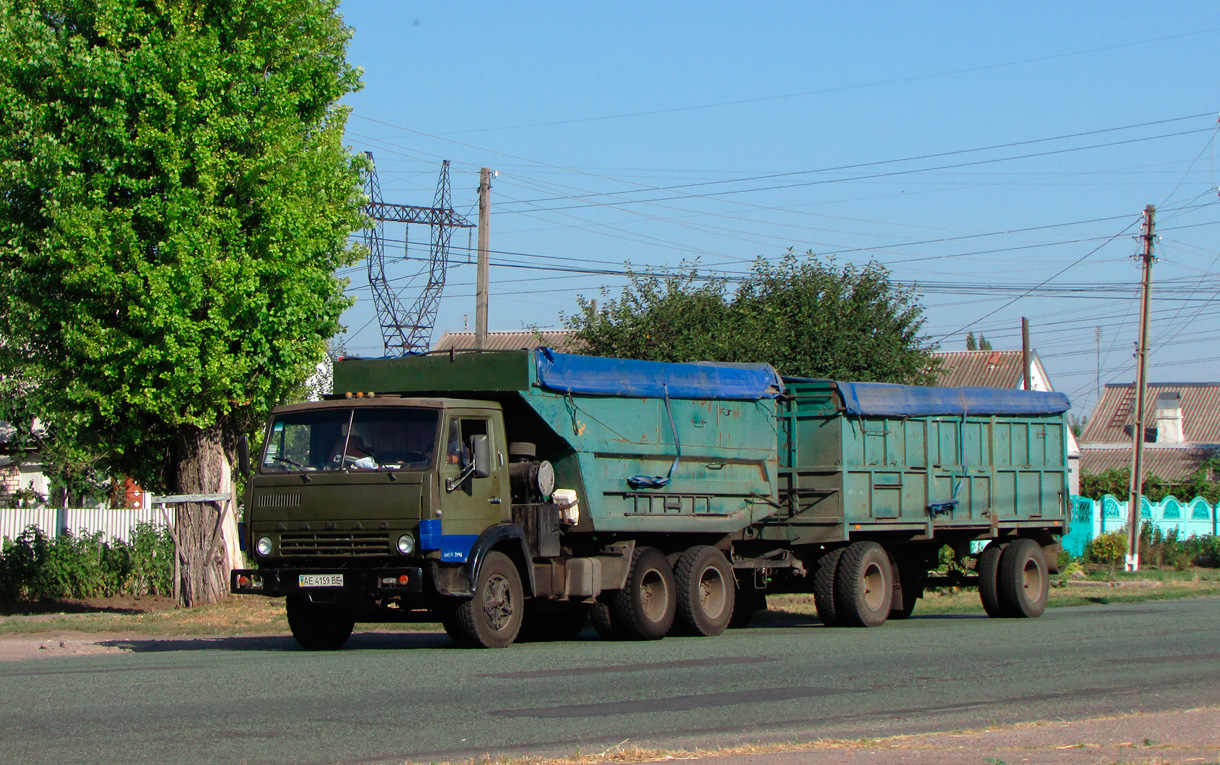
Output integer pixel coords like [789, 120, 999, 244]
[930, 350, 1031, 389]
[432, 330, 583, 353]
[1079, 382, 1220, 444]
[1079, 444, 1220, 481]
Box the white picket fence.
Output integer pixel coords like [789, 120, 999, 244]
[0, 506, 168, 544]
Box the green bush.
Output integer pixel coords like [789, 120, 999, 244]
[0, 523, 175, 601]
[1086, 530, 1129, 567]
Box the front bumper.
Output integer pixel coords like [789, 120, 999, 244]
[230, 567, 424, 597]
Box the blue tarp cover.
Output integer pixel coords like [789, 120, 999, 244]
[535, 349, 784, 400]
[835, 381, 1070, 417]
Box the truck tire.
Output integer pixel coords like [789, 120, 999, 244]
[729, 586, 766, 629]
[997, 538, 1049, 618]
[833, 541, 893, 628]
[671, 546, 735, 637]
[977, 541, 1008, 618]
[517, 602, 588, 642]
[286, 594, 355, 650]
[604, 546, 676, 640]
[889, 563, 926, 620]
[813, 546, 847, 627]
[590, 598, 619, 639]
[452, 551, 524, 648]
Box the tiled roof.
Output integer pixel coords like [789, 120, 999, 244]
[1079, 444, 1220, 481]
[1079, 383, 1220, 444]
[930, 350, 1025, 388]
[432, 330, 583, 353]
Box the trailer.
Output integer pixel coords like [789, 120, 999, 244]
[232, 349, 1071, 648]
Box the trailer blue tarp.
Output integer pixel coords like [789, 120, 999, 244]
[535, 349, 784, 400]
[834, 381, 1071, 417]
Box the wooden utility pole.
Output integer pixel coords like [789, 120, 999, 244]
[475, 167, 492, 350]
[1021, 317, 1032, 390]
[1127, 204, 1156, 572]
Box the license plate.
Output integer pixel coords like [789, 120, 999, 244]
[299, 574, 343, 588]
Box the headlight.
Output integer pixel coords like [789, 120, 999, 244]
[396, 533, 416, 555]
[256, 536, 273, 557]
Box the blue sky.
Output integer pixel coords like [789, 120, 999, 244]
[335, 2, 1219, 415]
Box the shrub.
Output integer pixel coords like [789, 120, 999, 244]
[0, 523, 175, 601]
[1086, 530, 1128, 567]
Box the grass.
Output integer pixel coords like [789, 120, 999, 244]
[1, 568, 1218, 638]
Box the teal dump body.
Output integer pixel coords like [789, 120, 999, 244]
[334, 352, 1070, 543]
[769, 379, 1071, 545]
[333, 350, 782, 534]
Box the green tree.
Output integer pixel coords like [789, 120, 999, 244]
[567, 250, 937, 384]
[0, 0, 365, 605]
[978, 334, 993, 351]
[965, 332, 977, 351]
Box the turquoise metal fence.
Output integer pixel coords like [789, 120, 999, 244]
[1062, 494, 1219, 557]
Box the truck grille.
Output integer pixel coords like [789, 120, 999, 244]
[280, 531, 391, 557]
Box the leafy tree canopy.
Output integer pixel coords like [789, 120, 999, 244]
[0, 0, 366, 491]
[566, 250, 938, 384]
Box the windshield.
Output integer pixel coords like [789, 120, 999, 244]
[261, 408, 440, 473]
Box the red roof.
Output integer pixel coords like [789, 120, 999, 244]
[1080, 383, 1220, 444]
[930, 350, 1026, 388]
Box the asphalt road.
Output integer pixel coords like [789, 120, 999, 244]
[1, 597, 1218, 765]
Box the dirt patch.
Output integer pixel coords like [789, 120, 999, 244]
[0, 594, 179, 617]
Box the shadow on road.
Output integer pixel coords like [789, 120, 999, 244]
[96, 630, 457, 654]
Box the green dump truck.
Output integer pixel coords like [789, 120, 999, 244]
[231, 349, 1071, 649]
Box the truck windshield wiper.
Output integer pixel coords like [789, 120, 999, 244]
[272, 456, 306, 470]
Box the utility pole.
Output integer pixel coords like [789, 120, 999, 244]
[1021, 317, 1032, 390]
[1095, 327, 1102, 407]
[1127, 204, 1156, 572]
[475, 168, 492, 350]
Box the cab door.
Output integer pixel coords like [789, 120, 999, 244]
[436, 414, 505, 561]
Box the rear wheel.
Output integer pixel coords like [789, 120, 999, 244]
[977, 541, 1008, 618]
[729, 586, 766, 629]
[286, 594, 355, 650]
[452, 551, 524, 648]
[889, 561, 927, 620]
[813, 547, 847, 627]
[602, 546, 676, 640]
[998, 538, 1049, 618]
[672, 546, 735, 637]
[833, 541, 893, 628]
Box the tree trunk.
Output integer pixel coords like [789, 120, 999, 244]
[172, 425, 235, 607]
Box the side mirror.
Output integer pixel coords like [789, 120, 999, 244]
[471, 435, 491, 479]
[237, 435, 251, 477]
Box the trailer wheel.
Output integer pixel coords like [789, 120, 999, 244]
[452, 551, 524, 648]
[998, 538, 1049, 618]
[833, 541, 893, 627]
[671, 546, 735, 637]
[604, 546, 676, 640]
[286, 594, 355, 650]
[813, 546, 847, 627]
[729, 586, 766, 629]
[889, 563, 926, 620]
[977, 541, 1008, 618]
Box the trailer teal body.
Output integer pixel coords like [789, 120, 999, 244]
[233, 349, 1072, 648]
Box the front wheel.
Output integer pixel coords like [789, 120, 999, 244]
[286, 594, 355, 650]
[672, 546, 735, 637]
[833, 541, 893, 628]
[452, 551, 524, 648]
